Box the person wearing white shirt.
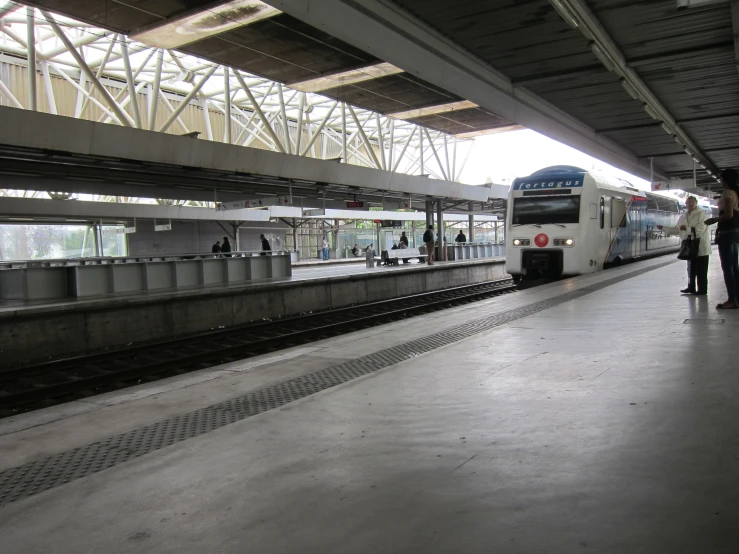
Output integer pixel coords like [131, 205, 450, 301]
[322, 237, 329, 261]
[657, 196, 711, 295]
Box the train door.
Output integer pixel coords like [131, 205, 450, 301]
[632, 207, 642, 258]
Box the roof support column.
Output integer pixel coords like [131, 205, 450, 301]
[158, 64, 217, 133]
[348, 104, 382, 169]
[223, 67, 231, 144]
[341, 102, 347, 163]
[120, 37, 142, 128]
[468, 202, 474, 242]
[278, 84, 291, 154]
[41, 10, 133, 126]
[148, 49, 164, 130]
[26, 7, 36, 111]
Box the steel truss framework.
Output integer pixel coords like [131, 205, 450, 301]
[0, 4, 474, 206]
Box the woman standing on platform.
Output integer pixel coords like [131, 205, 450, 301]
[657, 196, 710, 295]
[705, 169, 739, 310]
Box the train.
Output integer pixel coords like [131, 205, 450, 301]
[505, 165, 683, 281]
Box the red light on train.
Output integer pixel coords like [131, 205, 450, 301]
[534, 233, 549, 248]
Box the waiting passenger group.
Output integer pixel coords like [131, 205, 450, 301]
[658, 169, 739, 310]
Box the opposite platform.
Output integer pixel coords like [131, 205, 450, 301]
[0, 258, 507, 364]
[0, 253, 737, 553]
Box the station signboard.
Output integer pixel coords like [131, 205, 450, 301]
[302, 208, 326, 217]
[217, 195, 291, 211]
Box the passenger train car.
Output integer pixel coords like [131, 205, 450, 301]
[506, 166, 682, 280]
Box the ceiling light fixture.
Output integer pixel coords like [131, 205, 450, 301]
[388, 100, 478, 120]
[288, 62, 404, 93]
[131, 1, 281, 49]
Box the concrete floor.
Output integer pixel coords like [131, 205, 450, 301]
[1, 253, 737, 553]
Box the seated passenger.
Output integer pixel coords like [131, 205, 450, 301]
[352, 244, 360, 256]
[391, 243, 398, 250]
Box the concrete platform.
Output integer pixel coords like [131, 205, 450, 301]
[1, 252, 737, 553]
[0, 258, 507, 364]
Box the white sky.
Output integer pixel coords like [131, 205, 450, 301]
[459, 129, 651, 190]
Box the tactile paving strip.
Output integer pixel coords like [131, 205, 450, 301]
[0, 260, 675, 506]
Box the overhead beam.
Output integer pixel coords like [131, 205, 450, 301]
[547, 0, 717, 175]
[732, 1, 739, 79]
[0, 106, 498, 202]
[261, 0, 665, 182]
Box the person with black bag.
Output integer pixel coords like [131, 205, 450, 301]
[705, 169, 739, 309]
[658, 196, 710, 296]
[423, 225, 435, 265]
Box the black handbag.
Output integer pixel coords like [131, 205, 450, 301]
[677, 227, 700, 260]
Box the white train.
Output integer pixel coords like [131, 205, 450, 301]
[505, 166, 682, 280]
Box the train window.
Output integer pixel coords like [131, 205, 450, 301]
[512, 196, 581, 225]
[599, 197, 605, 229]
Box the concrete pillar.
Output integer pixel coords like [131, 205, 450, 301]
[292, 218, 298, 254]
[468, 202, 474, 243]
[92, 224, 100, 257]
[436, 200, 444, 261]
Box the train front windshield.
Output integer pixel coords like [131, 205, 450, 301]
[512, 196, 581, 225]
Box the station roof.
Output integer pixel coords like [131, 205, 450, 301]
[15, 0, 520, 138]
[20, 0, 736, 193]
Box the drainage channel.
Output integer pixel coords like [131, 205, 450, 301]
[0, 259, 676, 506]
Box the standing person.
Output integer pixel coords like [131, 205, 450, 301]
[211, 240, 221, 253]
[658, 196, 710, 295]
[221, 236, 232, 257]
[455, 230, 467, 243]
[705, 169, 739, 309]
[259, 233, 271, 255]
[423, 225, 435, 265]
[322, 236, 329, 261]
[399, 231, 409, 248]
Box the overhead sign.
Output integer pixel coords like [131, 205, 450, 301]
[513, 178, 584, 191]
[302, 208, 326, 217]
[380, 220, 403, 228]
[217, 195, 291, 211]
[116, 226, 136, 234]
[346, 201, 364, 208]
[382, 201, 411, 211]
[652, 179, 695, 191]
[154, 223, 172, 231]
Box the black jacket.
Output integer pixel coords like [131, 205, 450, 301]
[423, 230, 433, 243]
[261, 238, 271, 251]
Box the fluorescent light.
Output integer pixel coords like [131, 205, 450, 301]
[454, 125, 526, 138]
[643, 103, 660, 121]
[620, 79, 639, 100]
[289, 62, 404, 93]
[131, 1, 281, 49]
[550, 0, 579, 29]
[590, 43, 615, 72]
[387, 100, 478, 119]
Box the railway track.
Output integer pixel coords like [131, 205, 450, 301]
[0, 278, 516, 417]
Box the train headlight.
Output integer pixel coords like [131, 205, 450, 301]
[512, 239, 530, 247]
[553, 238, 575, 247]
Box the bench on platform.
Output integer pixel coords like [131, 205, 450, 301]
[377, 248, 426, 266]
